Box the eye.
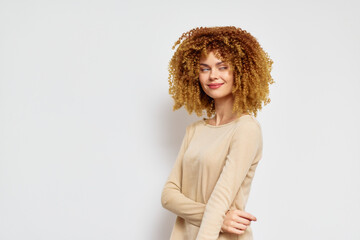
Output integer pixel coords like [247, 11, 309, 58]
[200, 68, 210, 72]
[219, 66, 228, 70]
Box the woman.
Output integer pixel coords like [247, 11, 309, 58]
[161, 26, 274, 240]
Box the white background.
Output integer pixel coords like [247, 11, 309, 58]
[1, 0, 359, 239]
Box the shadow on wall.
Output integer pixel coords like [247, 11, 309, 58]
[152, 100, 202, 239]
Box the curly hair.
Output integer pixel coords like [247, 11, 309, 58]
[168, 26, 274, 117]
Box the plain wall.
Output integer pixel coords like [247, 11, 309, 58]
[0, 0, 359, 239]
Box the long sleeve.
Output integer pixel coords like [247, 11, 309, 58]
[161, 124, 206, 227]
[196, 120, 262, 239]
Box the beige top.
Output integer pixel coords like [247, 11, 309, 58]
[161, 115, 263, 240]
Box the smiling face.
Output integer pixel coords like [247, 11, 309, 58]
[199, 51, 234, 102]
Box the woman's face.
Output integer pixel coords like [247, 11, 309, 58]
[199, 51, 234, 101]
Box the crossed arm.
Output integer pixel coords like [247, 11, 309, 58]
[161, 124, 206, 227]
[161, 120, 262, 239]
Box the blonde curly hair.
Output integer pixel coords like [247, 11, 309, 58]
[168, 26, 274, 117]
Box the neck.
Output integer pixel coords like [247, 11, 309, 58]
[213, 96, 239, 125]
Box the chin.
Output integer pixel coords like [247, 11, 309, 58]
[208, 95, 228, 100]
[206, 92, 233, 101]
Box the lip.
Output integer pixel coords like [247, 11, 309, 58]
[208, 83, 224, 89]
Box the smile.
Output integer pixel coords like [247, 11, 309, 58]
[208, 83, 224, 89]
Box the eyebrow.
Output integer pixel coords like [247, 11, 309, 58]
[199, 61, 226, 67]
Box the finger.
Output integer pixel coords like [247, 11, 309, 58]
[231, 221, 248, 231]
[226, 227, 245, 235]
[235, 210, 257, 221]
[234, 216, 251, 226]
[235, 210, 256, 221]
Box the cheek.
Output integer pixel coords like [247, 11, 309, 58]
[198, 80, 209, 93]
[225, 72, 234, 84]
[224, 75, 234, 90]
[199, 82, 207, 92]
[198, 76, 207, 87]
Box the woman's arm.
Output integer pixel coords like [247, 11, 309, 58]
[196, 120, 262, 240]
[161, 124, 206, 227]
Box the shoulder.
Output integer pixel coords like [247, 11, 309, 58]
[182, 120, 203, 145]
[185, 119, 204, 132]
[184, 120, 203, 138]
[233, 115, 262, 139]
[236, 115, 261, 128]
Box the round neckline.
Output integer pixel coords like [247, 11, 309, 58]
[202, 114, 252, 128]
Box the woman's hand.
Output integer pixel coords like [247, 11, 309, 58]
[220, 210, 257, 235]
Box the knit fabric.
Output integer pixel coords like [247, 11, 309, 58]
[161, 115, 263, 240]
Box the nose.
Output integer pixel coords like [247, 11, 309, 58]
[209, 68, 219, 80]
